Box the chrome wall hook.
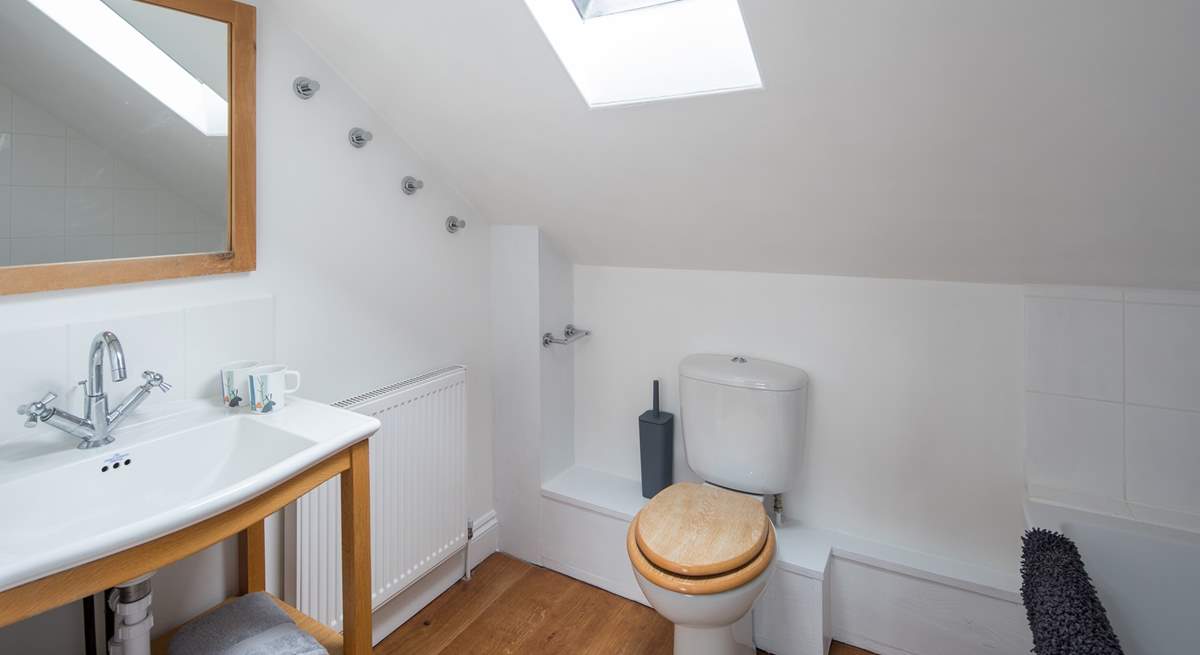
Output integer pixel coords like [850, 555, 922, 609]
[402, 176, 424, 195]
[348, 127, 373, 148]
[293, 76, 320, 100]
[445, 216, 467, 233]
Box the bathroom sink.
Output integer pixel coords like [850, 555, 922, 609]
[0, 399, 380, 592]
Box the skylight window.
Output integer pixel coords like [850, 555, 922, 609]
[525, 0, 762, 108]
[571, 0, 681, 20]
[25, 0, 228, 136]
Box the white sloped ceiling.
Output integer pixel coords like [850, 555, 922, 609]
[275, 0, 1200, 288]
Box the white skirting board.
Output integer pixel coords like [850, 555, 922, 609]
[539, 468, 1033, 655]
[369, 510, 498, 645]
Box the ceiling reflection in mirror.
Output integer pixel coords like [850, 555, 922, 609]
[0, 0, 229, 267]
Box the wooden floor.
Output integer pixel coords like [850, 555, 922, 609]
[378, 553, 874, 655]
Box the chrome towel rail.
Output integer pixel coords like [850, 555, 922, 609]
[543, 324, 591, 348]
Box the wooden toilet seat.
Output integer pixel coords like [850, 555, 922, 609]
[627, 483, 775, 595]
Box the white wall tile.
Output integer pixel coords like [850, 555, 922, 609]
[113, 160, 158, 190]
[9, 236, 65, 265]
[66, 236, 113, 262]
[11, 95, 66, 137]
[195, 230, 229, 253]
[0, 298, 274, 443]
[155, 233, 197, 255]
[183, 298, 276, 400]
[0, 238, 9, 266]
[1126, 405, 1200, 516]
[11, 134, 65, 186]
[113, 234, 156, 258]
[195, 210, 227, 233]
[66, 137, 114, 188]
[0, 324, 68, 441]
[1025, 392, 1124, 501]
[67, 311, 187, 414]
[0, 186, 9, 236]
[1025, 297, 1124, 401]
[1126, 303, 1200, 413]
[114, 189, 159, 234]
[156, 192, 196, 233]
[0, 83, 11, 133]
[67, 188, 114, 236]
[1026, 290, 1200, 524]
[1024, 285, 1124, 302]
[11, 187, 65, 237]
[0, 133, 10, 185]
[1124, 289, 1200, 307]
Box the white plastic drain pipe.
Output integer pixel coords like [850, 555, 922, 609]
[107, 572, 155, 655]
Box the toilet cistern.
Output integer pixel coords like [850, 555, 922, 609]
[16, 331, 171, 449]
[627, 354, 808, 655]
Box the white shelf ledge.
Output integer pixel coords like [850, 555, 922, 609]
[541, 465, 1021, 601]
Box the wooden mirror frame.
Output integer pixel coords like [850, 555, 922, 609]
[0, 0, 256, 296]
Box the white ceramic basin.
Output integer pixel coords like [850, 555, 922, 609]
[0, 398, 379, 592]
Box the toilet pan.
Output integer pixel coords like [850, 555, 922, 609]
[627, 483, 777, 655]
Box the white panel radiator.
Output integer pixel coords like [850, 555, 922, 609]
[287, 366, 468, 630]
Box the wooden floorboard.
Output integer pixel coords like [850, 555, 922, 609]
[379, 553, 876, 655]
[375, 553, 531, 654]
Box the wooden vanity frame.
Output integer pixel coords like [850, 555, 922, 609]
[0, 0, 257, 295]
[0, 440, 372, 655]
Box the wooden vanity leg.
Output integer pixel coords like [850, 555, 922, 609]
[341, 440, 373, 655]
[238, 519, 266, 595]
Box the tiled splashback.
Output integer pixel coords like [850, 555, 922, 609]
[0, 82, 226, 266]
[0, 296, 273, 441]
[1025, 286, 1200, 532]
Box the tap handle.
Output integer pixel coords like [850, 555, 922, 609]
[142, 371, 172, 393]
[17, 392, 57, 427]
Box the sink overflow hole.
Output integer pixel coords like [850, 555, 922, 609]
[100, 459, 133, 473]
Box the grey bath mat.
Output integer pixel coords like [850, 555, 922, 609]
[1020, 528, 1123, 655]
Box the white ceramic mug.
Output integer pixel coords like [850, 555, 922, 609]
[218, 360, 259, 409]
[246, 365, 302, 414]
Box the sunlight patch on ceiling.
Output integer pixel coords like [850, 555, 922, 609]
[525, 0, 762, 108]
[26, 0, 228, 136]
[571, 0, 682, 20]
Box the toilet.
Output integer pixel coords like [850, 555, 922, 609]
[627, 354, 808, 655]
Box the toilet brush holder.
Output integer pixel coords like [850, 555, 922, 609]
[638, 380, 673, 499]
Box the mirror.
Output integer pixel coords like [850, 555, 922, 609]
[0, 0, 255, 295]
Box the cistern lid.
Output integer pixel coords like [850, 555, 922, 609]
[634, 483, 769, 577]
[679, 354, 808, 391]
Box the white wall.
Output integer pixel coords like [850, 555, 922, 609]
[573, 265, 1026, 571]
[490, 225, 542, 563]
[0, 0, 494, 650]
[1025, 286, 1200, 533]
[539, 232, 574, 481]
[490, 227, 575, 563]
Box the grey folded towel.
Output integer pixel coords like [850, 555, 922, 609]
[168, 592, 328, 655]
